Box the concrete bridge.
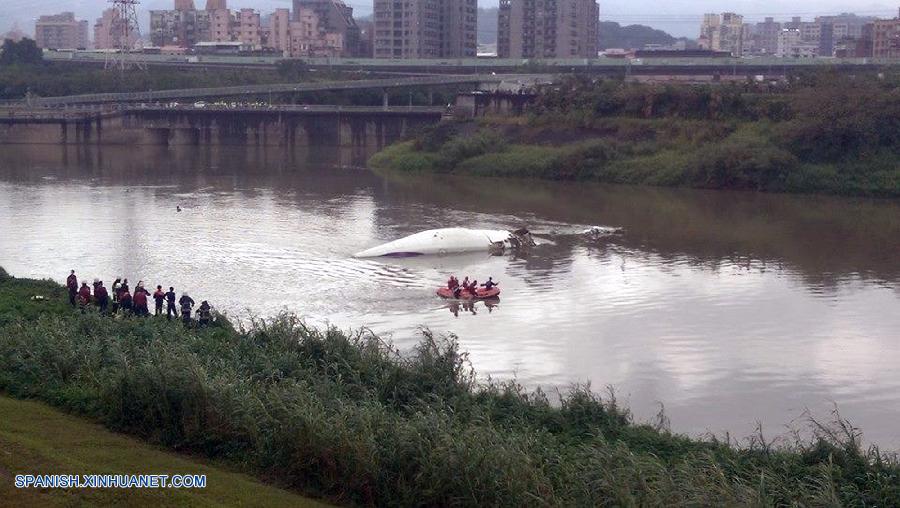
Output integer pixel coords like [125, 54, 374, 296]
[0, 105, 445, 165]
[19, 74, 552, 107]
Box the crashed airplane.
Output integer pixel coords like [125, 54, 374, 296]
[353, 227, 536, 258]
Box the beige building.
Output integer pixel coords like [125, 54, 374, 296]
[374, 0, 477, 59]
[269, 8, 292, 55]
[699, 12, 743, 56]
[94, 8, 138, 50]
[872, 15, 900, 58]
[35, 12, 89, 49]
[288, 8, 344, 57]
[210, 9, 233, 42]
[294, 0, 361, 57]
[236, 8, 261, 48]
[498, 0, 599, 59]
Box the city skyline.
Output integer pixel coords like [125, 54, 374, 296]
[3, 0, 899, 39]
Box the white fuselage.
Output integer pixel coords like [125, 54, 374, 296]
[354, 228, 511, 258]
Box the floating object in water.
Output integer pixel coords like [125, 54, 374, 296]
[354, 227, 536, 258]
[582, 226, 622, 237]
[176, 205, 182, 212]
[437, 286, 501, 300]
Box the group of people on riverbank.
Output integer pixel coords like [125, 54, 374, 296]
[65, 270, 214, 326]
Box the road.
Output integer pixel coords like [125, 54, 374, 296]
[21, 74, 550, 107]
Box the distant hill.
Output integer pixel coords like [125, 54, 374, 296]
[598, 21, 683, 50]
[476, 11, 685, 51]
[478, 7, 498, 45]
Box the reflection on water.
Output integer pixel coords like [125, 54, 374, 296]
[1, 145, 899, 448]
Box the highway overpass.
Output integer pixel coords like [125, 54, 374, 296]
[22, 74, 551, 107]
[44, 50, 899, 74]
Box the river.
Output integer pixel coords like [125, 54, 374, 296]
[1, 144, 899, 448]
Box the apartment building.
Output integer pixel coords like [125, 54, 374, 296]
[294, 0, 360, 56]
[872, 14, 900, 58]
[94, 9, 129, 49]
[269, 8, 292, 55]
[236, 8, 261, 48]
[374, 0, 477, 59]
[497, 0, 599, 59]
[35, 12, 89, 50]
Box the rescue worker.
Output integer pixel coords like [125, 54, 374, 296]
[111, 278, 122, 313]
[179, 292, 195, 325]
[470, 280, 478, 296]
[119, 289, 133, 314]
[66, 270, 78, 306]
[197, 301, 212, 327]
[121, 278, 130, 295]
[92, 278, 101, 295]
[481, 277, 499, 290]
[95, 281, 109, 314]
[77, 282, 92, 311]
[152, 285, 166, 316]
[447, 275, 457, 290]
[165, 287, 178, 320]
[132, 287, 149, 316]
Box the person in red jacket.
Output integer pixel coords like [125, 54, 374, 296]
[66, 270, 78, 306]
[120, 289, 133, 314]
[95, 282, 109, 314]
[132, 288, 149, 316]
[152, 285, 166, 316]
[77, 282, 92, 312]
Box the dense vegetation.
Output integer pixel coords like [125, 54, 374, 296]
[1, 267, 899, 506]
[371, 72, 900, 197]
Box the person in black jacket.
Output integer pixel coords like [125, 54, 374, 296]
[165, 287, 177, 320]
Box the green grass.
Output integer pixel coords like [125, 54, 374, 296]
[1, 267, 899, 506]
[0, 396, 329, 507]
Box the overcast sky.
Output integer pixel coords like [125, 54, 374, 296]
[2, 0, 897, 39]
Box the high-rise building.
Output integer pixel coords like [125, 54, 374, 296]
[752, 17, 781, 55]
[294, 0, 360, 56]
[497, 0, 598, 59]
[374, 0, 477, 59]
[236, 8, 261, 48]
[174, 0, 196, 11]
[34, 12, 89, 50]
[699, 12, 743, 56]
[872, 11, 900, 58]
[150, 9, 211, 47]
[269, 8, 292, 55]
[205, 0, 227, 10]
[94, 8, 137, 50]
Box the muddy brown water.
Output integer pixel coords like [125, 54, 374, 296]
[1, 144, 899, 447]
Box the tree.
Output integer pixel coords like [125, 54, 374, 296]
[0, 38, 43, 66]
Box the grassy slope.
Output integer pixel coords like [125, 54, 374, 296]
[0, 395, 328, 507]
[1, 267, 899, 506]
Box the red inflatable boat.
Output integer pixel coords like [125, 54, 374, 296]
[436, 286, 501, 300]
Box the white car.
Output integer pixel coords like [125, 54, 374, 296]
[193, 101, 207, 109]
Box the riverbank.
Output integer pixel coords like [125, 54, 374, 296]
[1, 267, 898, 506]
[0, 396, 326, 507]
[370, 73, 900, 197]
